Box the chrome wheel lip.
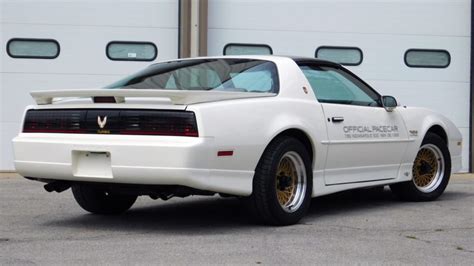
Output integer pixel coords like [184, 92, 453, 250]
[413, 144, 444, 193]
[276, 151, 307, 213]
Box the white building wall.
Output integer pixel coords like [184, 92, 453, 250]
[0, 0, 179, 170]
[208, 0, 471, 172]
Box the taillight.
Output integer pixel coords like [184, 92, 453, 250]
[23, 110, 86, 133]
[23, 109, 199, 137]
[120, 110, 198, 137]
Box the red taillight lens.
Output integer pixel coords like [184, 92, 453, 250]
[23, 109, 198, 137]
[119, 110, 199, 137]
[23, 110, 86, 133]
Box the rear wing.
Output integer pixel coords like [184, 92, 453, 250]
[30, 89, 276, 105]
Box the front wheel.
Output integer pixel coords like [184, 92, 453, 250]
[246, 137, 313, 225]
[72, 184, 137, 215]
[390, 132, 451, 201]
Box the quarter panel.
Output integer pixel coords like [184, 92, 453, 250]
[188, 97, 328, 173]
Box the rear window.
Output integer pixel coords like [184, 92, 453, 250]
[106, 59, 279, 93]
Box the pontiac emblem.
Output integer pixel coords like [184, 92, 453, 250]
[97, 116, 107, 129]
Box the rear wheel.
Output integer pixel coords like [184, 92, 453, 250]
[72, 184, 137, 215]
[246, 137, 312, 225]
[390, 132, 451, 201]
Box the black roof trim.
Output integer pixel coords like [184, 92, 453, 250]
[288, 56, 341, 67]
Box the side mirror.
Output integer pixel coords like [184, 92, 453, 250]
[382, 95, 397, 112]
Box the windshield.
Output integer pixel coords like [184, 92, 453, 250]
[106, 58, 279, 93]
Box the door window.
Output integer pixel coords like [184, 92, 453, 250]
[300, 65, 379, 107]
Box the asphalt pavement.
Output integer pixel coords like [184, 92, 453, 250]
[0, 173, 473, 265]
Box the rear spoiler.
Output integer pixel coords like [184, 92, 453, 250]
[30, 89, 276, 105]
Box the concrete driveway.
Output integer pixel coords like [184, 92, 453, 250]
[0, 173, 473, 265]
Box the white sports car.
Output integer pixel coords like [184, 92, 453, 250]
[13, 56, 462, 225]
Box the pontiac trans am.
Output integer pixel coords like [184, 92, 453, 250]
[12, 56, 463, 225]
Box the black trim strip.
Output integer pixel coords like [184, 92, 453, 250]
[404, 48, 451, 68]
[106, 41, 158, 62]
[315, 46, 363, 66]
[6, 38, 60, 59]
[326, 178, 394, 186]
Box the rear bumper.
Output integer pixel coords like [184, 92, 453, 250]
[13, 133, 253, 196]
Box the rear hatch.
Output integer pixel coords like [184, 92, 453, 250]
[23, 88, 276, 137]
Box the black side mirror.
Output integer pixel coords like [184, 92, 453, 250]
[382, 95, 397, 112]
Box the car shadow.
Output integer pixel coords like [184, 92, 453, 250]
[42, 187, 470, 233]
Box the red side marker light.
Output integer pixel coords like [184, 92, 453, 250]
[217, 150, 233, 157]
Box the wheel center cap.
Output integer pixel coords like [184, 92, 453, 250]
[277, 173, 292, 190]
[419, 160, 433, 175]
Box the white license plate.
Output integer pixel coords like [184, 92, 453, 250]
[72, 151, 112, 178]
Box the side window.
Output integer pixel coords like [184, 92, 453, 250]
[228, 71, 273, 92]
[300, 65, 379, 107]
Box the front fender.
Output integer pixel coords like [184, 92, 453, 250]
[398, 107, 462, 172]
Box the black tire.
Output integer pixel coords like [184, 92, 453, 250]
[72, 184, 137, 215]
[390, 132, 451, 201]
[246, 137, 313, 225]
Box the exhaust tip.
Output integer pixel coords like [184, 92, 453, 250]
[44, 181, 71, 193]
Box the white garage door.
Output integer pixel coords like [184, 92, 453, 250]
[0, 0, 179, 170]
[208, 0, 471, 172]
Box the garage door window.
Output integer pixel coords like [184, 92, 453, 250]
[404, 49, 450, 68]
[224, 43, 272, 55]
[315, 46, 363, 66]
[7, 38, 60, 59]
[106, 41, 157, 61]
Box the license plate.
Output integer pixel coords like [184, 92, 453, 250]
[72, 151, 112, 178]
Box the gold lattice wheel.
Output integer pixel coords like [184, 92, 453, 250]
[412, 144, 445, 193]
[275, 151, 307, 213]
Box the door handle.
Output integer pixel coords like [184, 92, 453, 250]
[331, 116, 344, 122]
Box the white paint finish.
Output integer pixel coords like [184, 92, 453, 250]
[12, 56, 463, 196]
[377, 80, 470, 170]
[208, 0, 470, 37]
[321, 104, 409, 184]
[30, 89, 277, 105]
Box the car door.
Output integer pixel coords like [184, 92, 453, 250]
[299, 64, 409, 185]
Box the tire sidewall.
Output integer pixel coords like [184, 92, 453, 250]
[263, 138, 313, 224]
[411, 133, 451, 200]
